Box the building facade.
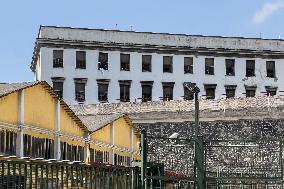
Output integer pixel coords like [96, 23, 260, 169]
[31, 26, 284, 104]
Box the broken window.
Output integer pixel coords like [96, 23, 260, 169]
[225, 59, 235, 76]
[163, 56, 173, 73]
[53, 50, 63, 68]
[266, 61, 276, 78]
[119, 80, 131, 102]
[245, 85, 256, 97]
[205, 58, 214, 75]
[98, 52, 108, 70]
[204, 84, 217, 99]
[97, 79, 110, 102]
[246, 60, 255, 77]
[76, 51, 86, 69]
[184, 57, 193, 74]
[162, 82, 174, 101]
[142, 55, 152, 72]
[141, 81, 153, 102]
[225, 85, 237, 98]
[265, 86, 277, 96]
[120, 53, 130, 71]
[184, 82, 194, 100]
[51, 77, 65, 98]
[74, 78, 87, 103]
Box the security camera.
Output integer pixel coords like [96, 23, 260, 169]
[169, 132, 179, 139]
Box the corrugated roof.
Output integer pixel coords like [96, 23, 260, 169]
[0, 81, 40, 97]
[78, 114, 125, 132]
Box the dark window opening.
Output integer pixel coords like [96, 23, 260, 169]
[205, 58, 214, 75]
[52, 81, 63, 98]
[120, 53, 130, 71]
[204, 84, 216, 99]
[142, 55, 152, 72]
[266, 86, 277, 96]
[53, 50, 63, 68]
[163, 56, 173, 73]
[141, 82, 153, 102]
[74, 79, 87, 103]
[246, 60, 255, 77]
[76, 51, 86, 69]
[246, 89, 256, 97]
[226, 59, 235, 76]
[184, 82, 194, 100]
[119, 80, 131, 102]
[95, 150, 103, 163]
[162, 82, 174, 101]
[184, 57, 193, 74]
[266, 61, 276, 78]
[98, 52, 108, 70]
[97, 80, 109, 102]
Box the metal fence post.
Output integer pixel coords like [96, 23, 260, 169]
[195, 136, 205, 189]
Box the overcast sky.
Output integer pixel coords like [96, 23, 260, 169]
[1, 0, 284, 83]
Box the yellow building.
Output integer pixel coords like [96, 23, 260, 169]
[0, 81, 140, 165]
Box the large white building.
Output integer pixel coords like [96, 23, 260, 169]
[31, 26, 284, 104]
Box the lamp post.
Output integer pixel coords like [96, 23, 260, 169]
[184, 82, 205, 189]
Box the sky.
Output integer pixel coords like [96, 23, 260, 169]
[0, 0, 284, 83]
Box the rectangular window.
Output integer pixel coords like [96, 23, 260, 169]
[141, 82, 153, 102]
[119, 80, 131, 102]
[266, 61, 275, 78]
[76, 51, 86, 69]
[205, 58, 214, 75]
[142, 55, 152, 72]
[246, 60, 255, 77]
[184, 86, 194, 100]
[226, 89, 235, 98]
[74, 79, 87, 102]
[120, 53, 130, 71]
[98, 52, 108, 70]
[184, 57, 193, 74]
[52, 81, 63, 98]
[162, 82, 174, 101]
[266, 86, 277, 96]
[163, 56, 173, 73]
[225, 59, 235, 76]
[246, 89, 256, 97]
[98, 83, 109, 102]
[53, 50, 63, 68]
[204, 84, 216, 99]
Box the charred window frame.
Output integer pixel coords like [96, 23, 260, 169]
[141, 81, 153, 102]
[51, 77, 65, 98]
[266, 61, 276, 78]
[205, 58, 214, 75]
[246, 60, 255, 77]
[225, 59, 235, 76]
[184, 82, 195, 100]
[98, 52, 108, 70]
[245, 85, 257, 97]
[119, 80, 131, 102]
[74, 78, 87, 103]
[265, 86, 277, 96]
[76, 51, 86, 69]
[163, 56, 173, 73]
[142, 55, 152, 72]
[97, 79, 110, 102]
[204, 84, 217, 99]
[184, 57, 193, 74]
[53, 50, 63, 68]
[120, 53, 130, 71]
[162, 82, 175, 101]
[225, 85, 237, 98]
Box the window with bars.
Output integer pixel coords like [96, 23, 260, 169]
[53, 50, 63, 68]
[246, 60, 255, 77]
[266, 61, 276, 78]
[225, 85, 237, 98]
[98, 52, 108, 70]
[162, 82, 174, 101]
[120, 53, 130, 71]
[119, 80, 131, 102]
[184, 57, 193, 74]
[245, 86, 257, 97]
[98, 83, 109, 102]
[163, 56, 173, 73]
[205, 58, 214, 75]
[142, 55, 152, 72]
[76, 51, 86, 69]
[74, 79, 87, 103]
[226, 59, 235, 76]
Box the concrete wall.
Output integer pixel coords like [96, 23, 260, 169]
[39, 47, 284, 104]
